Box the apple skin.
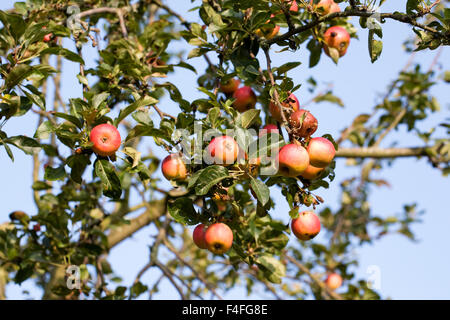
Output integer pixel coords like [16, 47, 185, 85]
[220, 78, 240, 95]
[288, 0, 299, 12]
[291, 211, 321, 240]
[300, 164, 323, 180]
[269, 93, 300, 123]
[207, 136, 239, 166]
[204, 223, 233, 254]
[43, 33, 53, 42]
[161, 154, 187, 180]
[307, 137, 336, 168]
[289, 109, 318, 138]
[193, 224, 208, 249]
[90, 123, 122, 157]
[259, 124, 279, 137]
[277, 143, 310, 177]
[255, 14, 280, 40]
[310, 0, 333, 15]
[325, 273, 343, 290]
[232, 86, 257, 112]
[323, 26, 350, 58]
[329, 2, 341, 13]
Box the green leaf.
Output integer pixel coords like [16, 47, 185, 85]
[5, 64, 33, 89]
[115, 96, 158, 126]
[41, 47, 85, 64]
[34, 121, 55, 139]
[92, 92, 110, 109]
[66, 154, 91, 184]
[406, 0, 420, 15]
[313, 92, 344, 107]
[275, 62, 302, 75]
[368, 30, 383, 63]
[44, 165, 66, 181]
[195, 165, 229, 196]
[250, 177, 270, 206]
[167, 197, 199, 225]
[238, 109, 261, 129]
[94, 159, 122, 199]
[255, 254, 286, 284]
[5, 135, 40, 155]
[307, 39, 322, 68]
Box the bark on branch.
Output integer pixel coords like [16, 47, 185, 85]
[336, 147, 433, 159]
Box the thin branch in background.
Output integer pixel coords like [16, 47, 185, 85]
[286, 255, 344, 300]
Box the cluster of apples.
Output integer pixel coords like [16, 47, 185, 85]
[255, 0, 299, 40]
[253, 0, 350, 60]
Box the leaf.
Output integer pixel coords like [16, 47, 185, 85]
[34, 121, 55, 139]
[5, 135, 40, 155]
[122, 147, 141, 168]
[275, 62, 302, 75]
[115, 96, 158, 126]
[327, 47, 340, 65]
[41, 47, 85, 64]
[313, 92, 344, 107]
[44, 165, 66, 181]
[5, 64, 33, 89]
[52, 112, 83, 129]
[406, 0, 420, 15]
[194, 165, 229, 196]
[92, 92, 110, 109]
[24, 85, 46, 110]
[94, 159, 122, 199]
[255, 254, 286, 284]
[250, 177, 270, 206]
[66, 154, 91, 184]
[368, 30, 383, 63]
[238, 109, 261, 129]
[167, 197, 199, 225]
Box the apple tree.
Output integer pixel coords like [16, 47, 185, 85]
[0, 0, 449, 300]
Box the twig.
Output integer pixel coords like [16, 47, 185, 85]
[286, 255, 344, 300]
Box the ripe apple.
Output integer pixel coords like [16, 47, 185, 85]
[232, 86, 257, 112]
[269, 93, 300, 123]
[289, 0, 299, 12]
[289, 109, 318, 138]
[329, 2, 341, 13]
[204, 223, 233, 254]
[291, 211, 321, 240]
[90, 123, 121, 157]
[323, 26, 350, 58]
[255, 14, 280, 39]
[193, 224, 208, 249]
[300, 164, 323, 180]
[161, 154, 187, 180]
[277, 143, 310, 177]
[207, 136, 239, 166]
[259, 124, 279, 137]
[325, 273, 343, 290]
[220, 78, 240, 95]
[310, 0, 333, 15]
[307, 137, 336, 168]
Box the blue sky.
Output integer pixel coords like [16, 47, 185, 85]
[1, 1, 449, 299]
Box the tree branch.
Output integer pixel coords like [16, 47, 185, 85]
[335, 146, 438, 159]
[264, 9, 445, 46]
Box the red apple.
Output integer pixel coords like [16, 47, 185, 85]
[300, 164, 323, 180]
[289, 109, 318, 138]
[329, 2, 341, 13]
[204, 223, 233, 254]
[325, 273, 343, 290]
[43, 33, 53, 42]
[277, 143, 310, 177]
[193, 224, 208, 249]
[207, 136, 239, 166]
[255, 14, 280, 40]
[90, 123, 121, 157]
[307, 137, 335, 168]
[289, 0, 299, 12]
[269, 93, 300, 123]
[232, 86, 257, 112]
[323, 26, 350, 58]
[310, 0, 333, 15]
[259, 124, 279, 137]
[220, 78, 240, 95]
[161, 154, 187, 180]
[291, 211, 321, 240]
